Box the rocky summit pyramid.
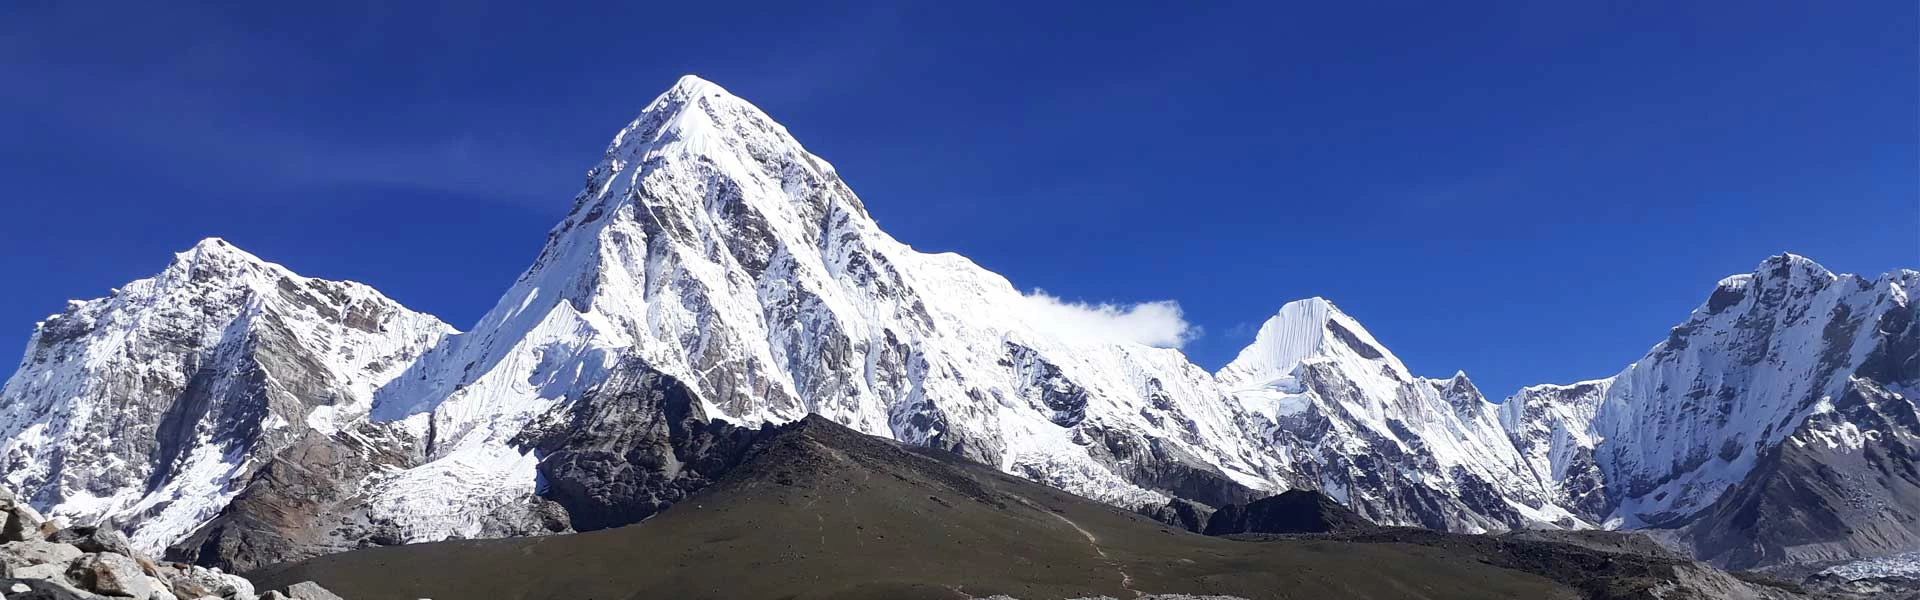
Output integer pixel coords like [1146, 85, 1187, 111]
[0, 76, 1913, 578]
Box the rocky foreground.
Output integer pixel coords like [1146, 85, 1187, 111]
[0, 488, 338, 600]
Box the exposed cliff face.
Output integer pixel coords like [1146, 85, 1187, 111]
[1680, 378, 1920, 570]
[509, 359, 780, 532]
[0, 239, 451, 556]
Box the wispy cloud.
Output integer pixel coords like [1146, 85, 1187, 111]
[1018, 289, 1199, 348]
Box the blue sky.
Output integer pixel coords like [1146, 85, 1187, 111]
[1, 2, 1913, 399]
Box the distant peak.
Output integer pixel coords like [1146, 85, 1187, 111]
[1218, 296, 1411, 385]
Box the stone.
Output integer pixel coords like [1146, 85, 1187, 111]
[67, 552, 156, 598]
[283, 581, 343, 600]
[46, 529, 132, 557]
[139, 576, 178, 600]
[156, 564, 252, 600]
[0, 542, 83, 572]
[1, 505, 47, 543]
[10, 563, 72, 583]
[261, 592, 290, 600]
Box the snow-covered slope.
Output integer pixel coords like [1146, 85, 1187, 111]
[1500, 379, 1613, 520]
[352, 75, 1290, 542]
[1503, 256, 1920, 567]
[1219, 298, 1573, 532]
[0, 239, 451, 553]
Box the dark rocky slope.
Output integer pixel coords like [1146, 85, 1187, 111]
[1680, 378, 1920, 570]
[1201, 489, 1372, 535]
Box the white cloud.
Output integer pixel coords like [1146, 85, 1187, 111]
[1018, 289, 1199, 348]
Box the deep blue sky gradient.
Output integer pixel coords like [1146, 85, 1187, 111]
[2, 2, 1914, 398]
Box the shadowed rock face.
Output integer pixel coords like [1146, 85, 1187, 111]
[1203, 490, 1372, 536]
[1137, 497, 1216, 533]
[509, 359, 780, 532]
[1682, 379, 1920, 570]
[169, 425, 421, 572]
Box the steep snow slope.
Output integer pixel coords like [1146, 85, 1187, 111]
[1218, 298, 1572, 532]
[1595, 256, 1915, 527]
[356, 75, 1290, 541]
[1500, 379, 1613, 520]
[0, 239, 451, 553]
[1503, 256, 1920, 567]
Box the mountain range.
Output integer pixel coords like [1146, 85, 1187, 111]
[1, 75, 1912, 578]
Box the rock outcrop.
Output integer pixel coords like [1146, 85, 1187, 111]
[1202, 490, 1373, 536]
[0, 485, 331, 600]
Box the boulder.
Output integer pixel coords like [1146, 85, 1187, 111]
[0, 541, 84, 572]
[67, 552, 157, 598]
[0, 578, 98, 600]
[10, 563, 75, 584]
[141, 575, 179, 600]
[284, 581, 343, 600]
[156, 563, 254, 600]
[261, 592, 291, 600]
[1, 503, 47, 543]
[46, 528, 133, 557]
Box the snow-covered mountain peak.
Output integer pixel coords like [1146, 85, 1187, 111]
[1, 239, 452, 553]
[1503, 253, 1918, 533]
[359, 75, 1296, 532]
[1216, 297, 1410, 389]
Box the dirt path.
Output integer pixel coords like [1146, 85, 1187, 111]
[1018, 498, 1142, 598]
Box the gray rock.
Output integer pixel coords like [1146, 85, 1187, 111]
[283, 581, 342, 600]
[43, 530, 130, 558]
[11, 563, 74, 584]
[0, 542, 83, 572]
[66, 553, 154, 598]
[1, 505, 47, 543]
[154, 563, 253, 600]
[260, 592, 290, 600]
